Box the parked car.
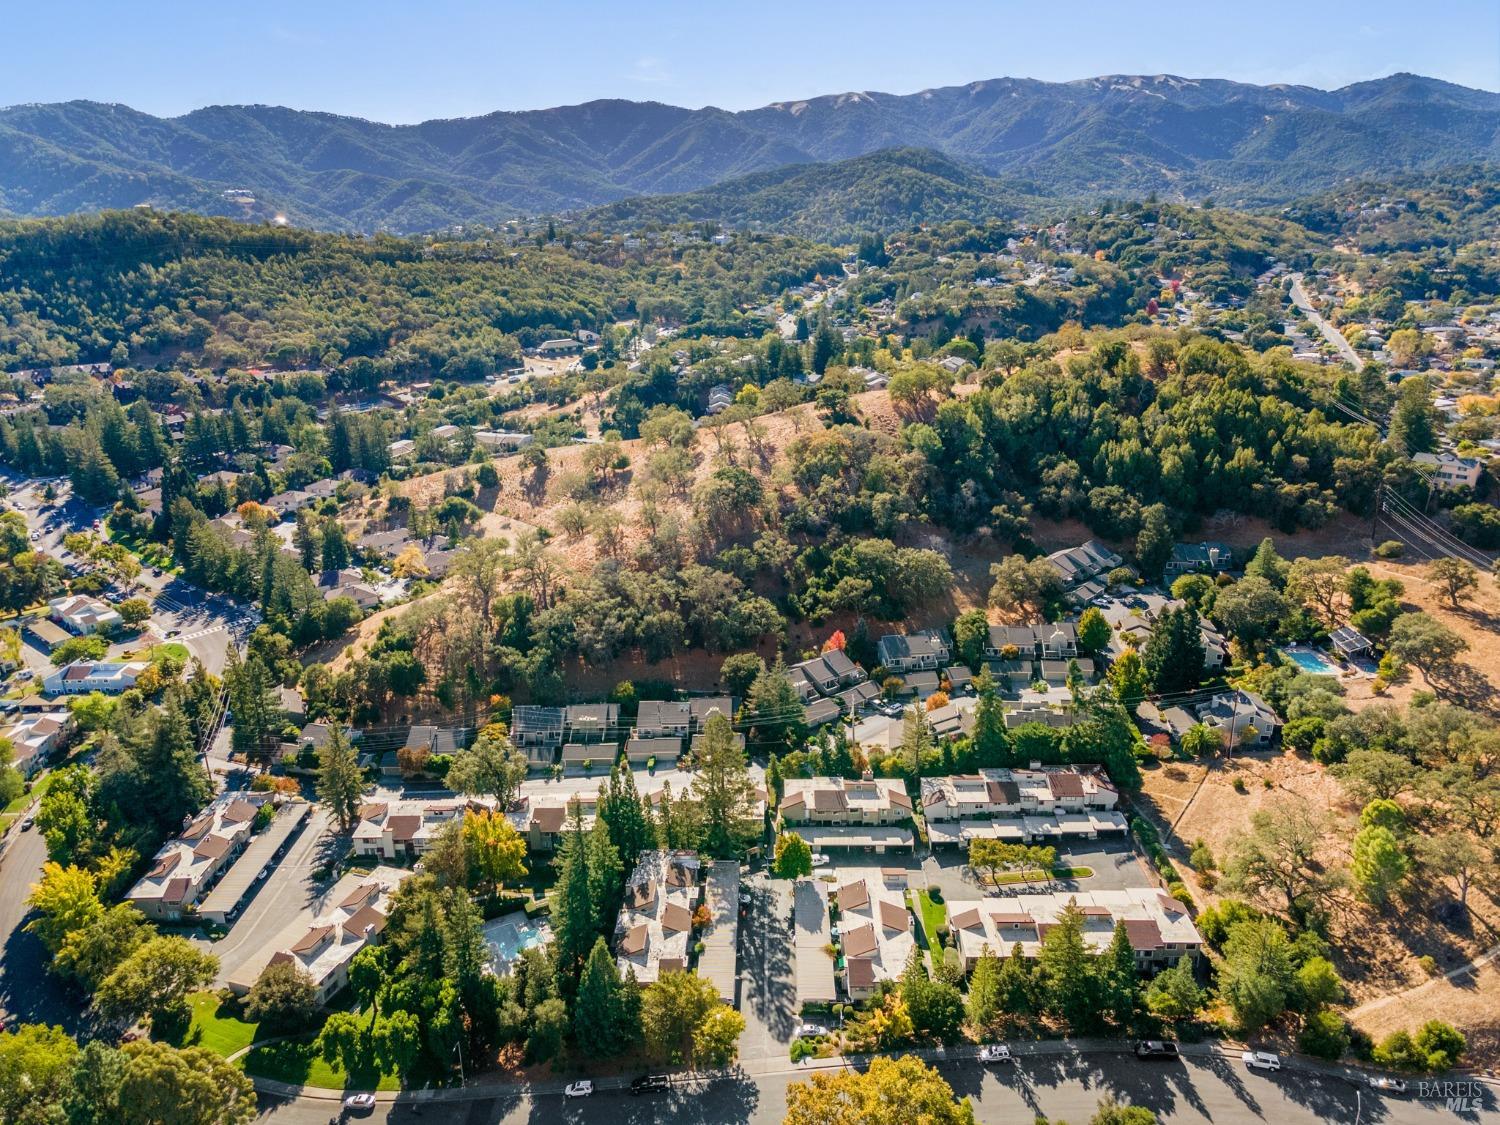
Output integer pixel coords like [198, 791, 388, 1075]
[1135, 1040, 1180, 1060]
[979, 1045, 1013, 1063]
[796, 1022, 828, 1039]
[1368, 1076, 1408, 1094]
[19, 816, 34, 831]
[630, 1074, 670, 1095]
[564, 1081, 594, 1098]
[342, 1092, 377, 1112]
[810, 853, 831, 868]
[1242, 1051, 1281, 1072]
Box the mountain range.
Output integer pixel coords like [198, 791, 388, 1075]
[0, 73, 1495, 236]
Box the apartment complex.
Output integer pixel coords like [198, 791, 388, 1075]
[947, 887, 1202, 973]
[126, 793, 270, 921]
[228, 865, 410, 1005]
[614, 850, 701, 984]
[779, 776, 914, 853]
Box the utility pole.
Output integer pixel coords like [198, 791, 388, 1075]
[1370, 483, 1382, 542]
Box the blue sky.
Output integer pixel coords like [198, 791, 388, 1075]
[4, 0, 1496, 122]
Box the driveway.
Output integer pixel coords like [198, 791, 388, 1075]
[735, 875, 797, 1066]
[201, 806, 343, 987]
[916, 837, 1150, 901]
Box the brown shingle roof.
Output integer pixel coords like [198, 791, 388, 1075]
[1048, 772, 1086, 799]
[338, 882, 380, 910]
[620, 923, 649, 955]
[661, 902, 693, 934]
[161, 877, 191, 904]
[532, 805, 567, 834]
[343, 905, 387, 938]
[148, 851, 182, 879]
[842, 923, 878, 958]
[990, 911, 1035, 926]
[838, 880, 869, 912]
[846, 958, 877, 989]
[1123, 918, 1164, 951]
[810, 788, 848, 813]
[986, 779, 1021, 804]
[193, 835, 232, 861]
[221, 799, 259, 824]
[626, 880, 657, 910]
[658, 956, 687, 974]
[386, 815, 422, 842]
[291, 924, 334, 954]
[878, 899, 909, 932]
[950, 907, 983, 931]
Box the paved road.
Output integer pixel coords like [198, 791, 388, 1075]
[203, 807, 342, 987]
[0, 820, 84, 1030]
[1289, 274, 1364, 369]
[254, 1053, 1499, 1124]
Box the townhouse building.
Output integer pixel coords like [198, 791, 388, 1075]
[126, 794, 270, 921]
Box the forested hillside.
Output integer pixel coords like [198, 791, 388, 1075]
[0, 210, 841, 371]
[0, 73, 1494, 232]
[581, 149, 1048, 240]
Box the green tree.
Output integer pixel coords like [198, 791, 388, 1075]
[785, 1054, 975, 1125]
[1144, 957, 1203, 1019]
[1220, 800, 1331, 922]
[746, 660, 805, 757]
[56, 902, 152, 992]
[26, 861, 102, 955]
[574, 937, 633, 1055]
[1212, 576, 1289, 653]
[1103, 920, 1139, 1027]
[1243, 537, 1288, 588]
[965, 947, 1003, 1034]
[445, 725, 529, 808]
[693, 1004, 747, 1065]
[774, 831, 813, 879]
[1037, 905, 1102, 1033]
[1427, 558, 1479, 609]
[1216, 918, 1296, 1030]
[1134, 503, 1174, 581]
[1180, 722, 1223, 759]
[1107, 648, 1148, 711]
[93, 936, 219, 1029]
[1350, 824, 1409, 906]
[1141, 605, 1204, 694]
[719, 652, 765, 699]
[315, 724, 364, 832]
[115, 1040, 256, 1125]
[462, 809, 528, 892]
[1076, 606, 1112, 655]
[0, 1022, 79, 1125]
[640, 970, 721, 1062]
[952, 609, 989, 670]
[692, 713, 760, 858]
[599, 763, 653, 871]
[245, 960, 316, 1033]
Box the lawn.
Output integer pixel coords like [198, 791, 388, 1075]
[242, 1038, 401, 1092]
[909, 888, 948, 949]
[0, 771, 54, 829]
[174, 991, 259, 1057]
[172, 992, 401, 1092]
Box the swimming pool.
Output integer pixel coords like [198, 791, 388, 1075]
[1280, 646, 1340, 676]
[483, 911, 551, 973]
